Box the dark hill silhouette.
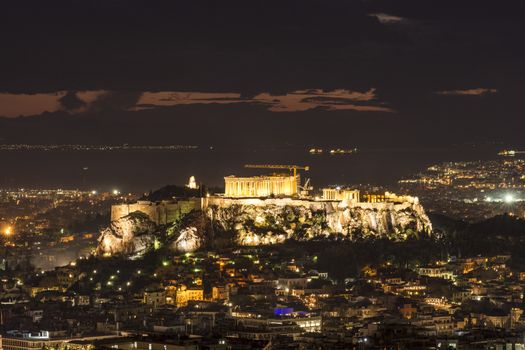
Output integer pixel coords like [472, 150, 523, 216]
[141, 184, 224, 201]
[465, 214, 525, 238]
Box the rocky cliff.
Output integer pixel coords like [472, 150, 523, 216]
[97, 211, 158, 258]
[206, 198, 432, 245]
[97, 197, 433, 257]
[97, 209, 206, 257]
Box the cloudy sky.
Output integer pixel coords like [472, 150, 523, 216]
[0, 0, 523, 148]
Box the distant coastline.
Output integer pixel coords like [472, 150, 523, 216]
[0, 144, 198, 151]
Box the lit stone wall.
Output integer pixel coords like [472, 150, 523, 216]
[111, 199, 201, 225]
[224, 175, 299, 197]
[385, 192, 419, 204]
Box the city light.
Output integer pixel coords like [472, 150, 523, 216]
[3, 226, 13, 236]
[0, 3, 522, 347]
[504, 194, 515, 203]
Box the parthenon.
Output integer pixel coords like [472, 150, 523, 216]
[224, 175, 299, 198]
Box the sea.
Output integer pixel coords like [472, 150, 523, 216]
[0, 145, 505, 194]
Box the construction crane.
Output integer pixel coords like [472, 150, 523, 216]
[244, 164, 310, 178]
[299, 178, 313, 197]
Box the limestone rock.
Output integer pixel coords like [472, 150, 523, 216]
[206, 197, 432, 245]
[97, 197, 433, 257]
[96, 211, 157, 257]
[171, 226, 203, 252]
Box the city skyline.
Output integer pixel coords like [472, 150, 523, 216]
[2, 2, 525, 349]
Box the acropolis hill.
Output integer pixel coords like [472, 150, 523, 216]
[98, 168, 433, 257]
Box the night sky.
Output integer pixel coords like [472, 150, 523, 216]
[1, 0, 524, 149]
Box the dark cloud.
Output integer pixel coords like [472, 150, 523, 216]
[58, 91, 86, 111]
[369, 13, 405, 24]
[0, 0, 523, 148]
[0, 0, 399, 93]
[436, 88, 498, 96]
[366, 0, 525, 20]
[88, 92, 143, 112]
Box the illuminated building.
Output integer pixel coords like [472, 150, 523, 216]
[143, 289, 166, 308]
[362, 193, 387, 203]
[2, 331, 116, 350]
[231, 313, 322, 333]
[321, 188, 360, 202]
[187, 176, 198, 189]
[361, 192, 419, 204]
[166, 285, 204, 307]
[418, 266, 454, 280]
[212, 285, 229, 301]
[224, 175, 299, 198]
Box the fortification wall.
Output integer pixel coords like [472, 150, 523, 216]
[205, 196, 403, 212]
[111, 199, 201, 225]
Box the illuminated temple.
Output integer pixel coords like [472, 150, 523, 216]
[224, 175, 299, 198]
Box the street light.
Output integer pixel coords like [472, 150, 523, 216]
[504, 194, 514, 203]
[3, 226, 12, 236]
